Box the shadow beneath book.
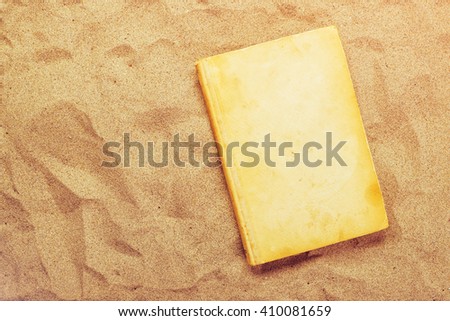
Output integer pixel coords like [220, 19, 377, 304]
[250, 252, 321, 274]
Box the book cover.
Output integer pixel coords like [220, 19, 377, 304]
[196, 26, 388, 266]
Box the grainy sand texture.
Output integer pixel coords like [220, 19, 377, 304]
[1, 0, 449, 300]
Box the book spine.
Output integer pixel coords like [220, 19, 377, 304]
[196, 59, 257, 265]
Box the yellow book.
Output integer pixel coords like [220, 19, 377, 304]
[196, 26, 388, 266]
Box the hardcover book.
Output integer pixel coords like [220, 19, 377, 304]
[196, 26, 389, 265]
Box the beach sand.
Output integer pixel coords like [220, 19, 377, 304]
[1, 0, 449, 300]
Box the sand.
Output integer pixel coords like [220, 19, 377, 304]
[1, 0, 449, 300]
